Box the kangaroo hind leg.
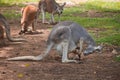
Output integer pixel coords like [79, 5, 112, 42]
[61, 40, 78, 63]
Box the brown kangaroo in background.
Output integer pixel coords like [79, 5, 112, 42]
[38, 0, 66, 24]
[19, 5, 38, 35]
[0, 13, 25, 46]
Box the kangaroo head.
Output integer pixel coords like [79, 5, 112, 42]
[84, 45, 102, 55]
[56, 2, 66, 15]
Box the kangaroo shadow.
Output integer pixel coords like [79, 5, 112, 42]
[23, 30, 44, 35]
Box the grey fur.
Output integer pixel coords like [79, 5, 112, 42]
[38, 0, 66, 24]
[7, 21, 102, 63]
[0, 13, 25, 42]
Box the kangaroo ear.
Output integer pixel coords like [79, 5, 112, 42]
[62, 2, 66, 7]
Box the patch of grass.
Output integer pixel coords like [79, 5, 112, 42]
[0, 0, 39, 4]
[114, 55, 120, 62]
[64, 7, 84, 15]
[58, 14, 119, 30]
[3, 10, 21, 19]
[96, 34, 120, 46]
[84, 0, 120, 12]
[114, 14, 120, 24]
[64, 0, 120, 13]
[0, 0, 39, 6]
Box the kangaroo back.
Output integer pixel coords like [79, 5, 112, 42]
[21, 5, 37, 24]
[38, 0, 56, 13]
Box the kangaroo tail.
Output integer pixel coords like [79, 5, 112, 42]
[0, 14, 26, 42]
[7, 55, 43, 61]
[7, 37, 26, 42]
[7, 43, 53, 61]
[3, 19, 26, 42]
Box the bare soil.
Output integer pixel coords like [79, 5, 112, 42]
[0, 4, 120, 80]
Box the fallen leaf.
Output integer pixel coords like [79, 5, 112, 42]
[25, 64, 30, 67]
[18, 73, 24, 78]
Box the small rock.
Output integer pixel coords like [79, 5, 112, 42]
[112, 49, 118, 55]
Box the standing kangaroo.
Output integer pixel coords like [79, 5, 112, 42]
[0, 13, 25, 45]
[8, 21, 102, 63]
[19, 5, 38, 35]
[38, 0, 66, 24]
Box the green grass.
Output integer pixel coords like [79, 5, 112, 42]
[97, 34, 120, 46]
[1, 0, 120, 46]
[84, 0, 120, 12]
[114, 55, 120, 62]
[2, 10, 21, 19]
[0, 0, 39, 5]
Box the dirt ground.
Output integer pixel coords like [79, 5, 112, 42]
[0, 3, 120, 80]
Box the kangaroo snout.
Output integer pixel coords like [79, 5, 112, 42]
[84, 45, 103, 56]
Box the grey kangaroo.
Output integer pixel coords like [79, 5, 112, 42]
[0, 13, 25, 44]
[8, 21, 102, 63]
[38, 0, 66, 24]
